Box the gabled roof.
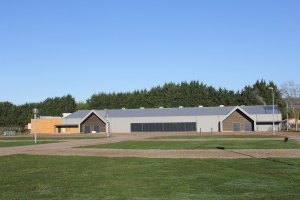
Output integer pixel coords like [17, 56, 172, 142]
[80, 110, 107, 124]
[64, 105, 281, 119]
[223, 106, 254, 122]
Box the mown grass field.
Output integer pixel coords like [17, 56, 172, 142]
[1, 134, 299, 199]
[0, 137, 106, 148]
[149, 135, 285, 139]
[79, 140, 300, 149]
[0, 137, 105, 140]
[0, 141, 62, 148]
[0, 155, 299, 200]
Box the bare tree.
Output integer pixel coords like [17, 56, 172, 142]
[280, 81, 300, 131]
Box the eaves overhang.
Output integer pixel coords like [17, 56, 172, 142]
[256, 121, 281, 124]
[54, 124, 78, 127]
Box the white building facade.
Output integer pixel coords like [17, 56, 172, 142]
[57, 105, 281, 133]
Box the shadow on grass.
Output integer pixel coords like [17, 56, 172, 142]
[216, 146, 300, 168]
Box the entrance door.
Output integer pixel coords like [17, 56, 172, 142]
[58, 127, 61, 133]
[94, 125, 100, 133]
[245, 123, 252, 131]
[84, 125, 91, 133]
[233, 123, 241, 131]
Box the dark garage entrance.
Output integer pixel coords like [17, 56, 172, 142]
[131, 122, 196, 132]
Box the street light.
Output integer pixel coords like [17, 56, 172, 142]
[33, 108, 38, 143]
[105, 110, 110, 137]
[268, 87, 275, 135]
[286, 101, 289, 131]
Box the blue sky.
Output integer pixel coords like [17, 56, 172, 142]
[1, 0, 299, 105]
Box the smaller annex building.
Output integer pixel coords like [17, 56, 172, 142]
[46, 105, 282, 134]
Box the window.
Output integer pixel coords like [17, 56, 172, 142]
[131, 122, 196, 132]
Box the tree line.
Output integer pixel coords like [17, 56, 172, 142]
[87, 79, 285, 113]
[0, 80, 286, 128]
[0, 95, 76, 128]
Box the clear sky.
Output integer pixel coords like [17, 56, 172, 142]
[1, 0, 299, 105]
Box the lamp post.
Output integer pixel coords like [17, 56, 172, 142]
[287, 101, 289, 131]
[105, 110, 110, 137]
[33, 108, 38, 143]
[268, 87, 275, 135]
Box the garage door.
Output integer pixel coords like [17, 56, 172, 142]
[94, 125, 100, 133]
[245, 123, 253, 131]
[131, 122, 196, 132]
[233, 123, 241, 131]
[84, 125, 91, 133]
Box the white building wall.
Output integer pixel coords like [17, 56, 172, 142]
[108, 115, 221, 133]
[62, 118, 82, 124]
[131, 116, 196, 123]
[252, 114, 281, 122]
[108, 118, 131, 133]
[197, 116, 220, 132]
[255, 124, 280, 131]
[250, 114, 282, 131]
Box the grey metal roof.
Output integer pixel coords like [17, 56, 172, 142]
[105, 107, 235, 118]
[65, 105, 281, 119]
[241, 105, 281, 115]
[63, 110, 91, 119]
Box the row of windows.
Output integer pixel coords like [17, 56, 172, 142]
[131, 122, 196, 132]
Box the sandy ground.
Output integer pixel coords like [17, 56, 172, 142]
[0, 131, 300, 159]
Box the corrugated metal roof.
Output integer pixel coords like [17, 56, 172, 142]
[65, 105, 281, 119]
[241, 105, 281, 115]
[105, 106, 235, 118]
[63, 110, 91, 118]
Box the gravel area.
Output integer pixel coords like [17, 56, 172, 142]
[1, 131, 300, 159]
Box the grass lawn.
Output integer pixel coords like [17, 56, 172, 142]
[0, 155, 299, 200]
[149, 135, 285, 139]
[0, 137, 106, 140]
[78, 140, 300, 149]
[0, 141, 62, 148]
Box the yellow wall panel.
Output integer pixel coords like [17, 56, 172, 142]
[30, 118, 62, 134]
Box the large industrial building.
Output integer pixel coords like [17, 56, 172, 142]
[30, 105, 282, 134]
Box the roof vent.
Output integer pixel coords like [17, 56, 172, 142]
[140, 107, 145, 109]
[179, 106, 184, 108]
[199, 105, 203, 107]
[122, 108, 126, 110]
[220, 105, 224, 107]
[159, 107, 163, 109]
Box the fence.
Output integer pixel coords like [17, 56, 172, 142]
[0, 127, 26, 135]
[3, 131, 16, 136]
[282, 123, 300, 131]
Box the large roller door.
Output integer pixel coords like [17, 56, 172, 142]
[131, 122, 196, 132]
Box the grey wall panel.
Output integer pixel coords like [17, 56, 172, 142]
[62, 118, 82, 124]
[197, 116, 220, 132]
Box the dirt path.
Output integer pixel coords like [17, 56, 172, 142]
[1, 132, 300, 159]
